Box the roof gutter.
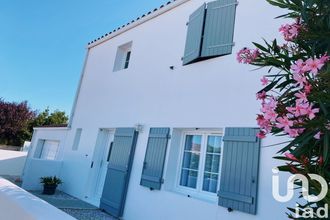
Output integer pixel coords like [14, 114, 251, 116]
[87, 0, 191, 49]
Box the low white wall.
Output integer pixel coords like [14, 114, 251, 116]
[0, 150, 27, 176]
[22, 127, 68, 191]
[0, 177, 75, 220]
[22, 159, 62, 190]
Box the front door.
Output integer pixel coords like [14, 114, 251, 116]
[95, 137, 114, 199]
[100, 128, 138, 218]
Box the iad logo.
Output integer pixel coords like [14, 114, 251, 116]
[272, 168, 329, 218]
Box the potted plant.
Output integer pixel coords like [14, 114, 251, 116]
[40, 176, 62, 195]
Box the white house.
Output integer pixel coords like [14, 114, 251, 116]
[22, 0, 295, 219]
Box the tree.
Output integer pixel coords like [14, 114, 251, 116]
[30, 108, 68, 128]
[0, 99, 69, 146]
[0, 98, 36, 146]
[237, 0, 329, 218]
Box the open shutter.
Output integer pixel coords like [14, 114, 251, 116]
[201, 0, 238, 57]
[182, 4, 206, 65]
[218, 128, 260, 215]
[140, 128, 170, 190]
[100, 128, 138, 218]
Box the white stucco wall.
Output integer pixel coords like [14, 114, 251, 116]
[0, 177, 74, 220]
[0, 150, 27, 176]
[25, 0, 297, 219]
[22, 128, 68, 190]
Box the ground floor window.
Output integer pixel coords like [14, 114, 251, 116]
[178, 131, 223, 195]
[35, 140, 60, 160]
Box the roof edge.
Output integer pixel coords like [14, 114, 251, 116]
[87, 0, 191, 49]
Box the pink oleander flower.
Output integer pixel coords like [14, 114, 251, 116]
[256, 91, 267, 100]
[237, 48, 260, 64]
[320, 54, 330, 63]
[284, 153, 298, 161]
[257, 115, 272, 132]
[285, 127, 300, 138]
[279, 22, 301, 41]
[291, 59, 306, 74]
[276, 116, 294, 130]
[261, 76, 269, 86]
[257, 131, 266, 139]
[295, 91, 308, 104]
[261, 97, 277, 111]
[292, 72, 307, 88]
[304, 83, 312, 95]
[305, 104, 319, 120]
[314, 131, 322, 140]
[286, 102, 309, 117]
[304, 58, 325, 75]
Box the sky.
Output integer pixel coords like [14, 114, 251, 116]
[0, 0, 166, 115]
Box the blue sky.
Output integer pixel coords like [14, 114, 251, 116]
[0, 0, 166, 115]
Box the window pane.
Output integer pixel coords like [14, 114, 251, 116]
[202, 173, 218, 193]
[184, 135, 202, 152]
[40, 140, 59, 160]
[207, 136, 222, 154]
[124, 51, 131, 69]
[180, 135, 202, 189]
[180, 169, 198, 189]
[182, 152, 200, 170]
[203, 135, 222, 193]
[204, 154, 220, 173]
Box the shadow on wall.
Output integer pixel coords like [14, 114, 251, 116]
[0, 150, 27, 176]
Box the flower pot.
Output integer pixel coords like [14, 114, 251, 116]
[42, 184, 57, 195]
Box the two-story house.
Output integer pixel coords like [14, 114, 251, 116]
[22, 0, 294, 219]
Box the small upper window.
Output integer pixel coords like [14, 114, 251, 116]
[113, 42, 132, 71]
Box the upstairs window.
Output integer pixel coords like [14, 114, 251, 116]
[113, 42, 132, 71]
[183, 0, 238, 65]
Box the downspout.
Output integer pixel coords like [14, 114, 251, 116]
[68, 49, 90, 128]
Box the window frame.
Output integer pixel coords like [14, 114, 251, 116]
[35, 139, 60, 161]
[113, 41, 133, 72]
[175, 130, 224, 201]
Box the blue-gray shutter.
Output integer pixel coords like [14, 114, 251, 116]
[218, 128, 260, 215]
[100, 128, 138, 218]
[182, 4, 206, 65]
[140, 128, 170, 190]
[201, 0, 238, 57]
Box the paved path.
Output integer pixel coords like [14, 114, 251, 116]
[30, 191, 117, 220]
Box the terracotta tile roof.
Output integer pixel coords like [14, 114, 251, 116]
[87, 0, 178, 46]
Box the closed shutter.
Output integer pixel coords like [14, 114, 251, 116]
[182, 4, 206, 65]
[100, 128, 138, 218]
[140, 128, 170, 190]
[218, 128, 260, 215]
[201, 0, 238, 57]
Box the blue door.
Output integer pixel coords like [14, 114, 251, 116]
[100, 128, 138, 217]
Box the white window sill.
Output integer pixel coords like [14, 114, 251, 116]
[169, 187, 218, 204]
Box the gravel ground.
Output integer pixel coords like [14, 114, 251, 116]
[30, 190, 77, 200]
[61, 209, 117, 220]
